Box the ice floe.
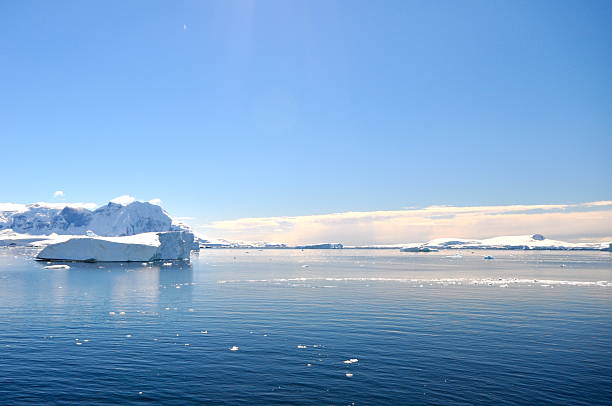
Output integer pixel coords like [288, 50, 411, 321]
[217, 277, 611, 287]
[43, 264, 70, 270]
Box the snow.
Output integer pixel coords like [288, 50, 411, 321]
[400, 234, 608, 252]
[0, 199, 189, 237]
[36, 231, 194, 262]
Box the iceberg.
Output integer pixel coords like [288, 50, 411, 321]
[36, 231, 194, 262]
[400, 245, 438, 252]
[296, 243, 344, 249]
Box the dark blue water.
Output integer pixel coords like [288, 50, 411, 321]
[0, 249, 610, 405]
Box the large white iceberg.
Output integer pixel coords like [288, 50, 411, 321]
[36, 231, 194, 262]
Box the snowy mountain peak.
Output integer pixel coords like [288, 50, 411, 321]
[0, 199, 186, 237]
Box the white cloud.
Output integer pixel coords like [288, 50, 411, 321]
[197, 201, 612, 245]
[53, 190, 64, 198]
[110, 195, 136, 206]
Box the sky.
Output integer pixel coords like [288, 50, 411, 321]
[1, 1, 611, 243]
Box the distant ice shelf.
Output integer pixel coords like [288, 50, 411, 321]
[397, 234, 612, 252]
[36, 231, 195, 262]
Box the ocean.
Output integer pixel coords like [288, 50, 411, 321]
[0, 248, 610, 405]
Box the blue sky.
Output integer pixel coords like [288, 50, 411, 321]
[1, 0, 610, 226]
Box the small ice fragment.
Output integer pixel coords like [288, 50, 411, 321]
[343, 358, 359, 364]
[83, 339, 89, 342]
[76, 342, 82, 345]
[138, 392, 143, 395]
[345, 373, 353, 377]
[184, 343, 190, 346]
[162, 262, 172, 266]
[44, 264, 70, 270]
[109, 311, 116, 316]
[306, 363, 312, 367]
[297, 345, 307, 349]
[301, 265, 309, 268]
[119, 311, 126, 315]
[175, 286, 181, 289]
[126, 334, 132, 338]
[188, 308, 194, 312]
[201, 331, 208, 334]
[229, 346, 239, 351]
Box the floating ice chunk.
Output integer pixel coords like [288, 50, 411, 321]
[76, 342, 82, 345]
[44, 264, 70, 270]
[119, 311, 126, 315]
[109, 311, 116, 316]
[297, 345, 307, 349]
[37, 232, 194, 262]
[138, 392, 143, 395]
[345, 373, 353, 377]
[126, 334, 132, 338]
[343, 358, 359, 364]
[306, 363, 312, 367]
[163, 262, 173, 266]
[301, 265, 309, 268]
[201, 330, 208, 334]
[229, 346, 239, 351]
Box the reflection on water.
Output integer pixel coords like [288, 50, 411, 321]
[0, 248, 610, 405]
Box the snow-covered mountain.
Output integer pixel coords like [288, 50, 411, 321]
[0, 200, 187, 237]
[397, 234, 611, 251]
